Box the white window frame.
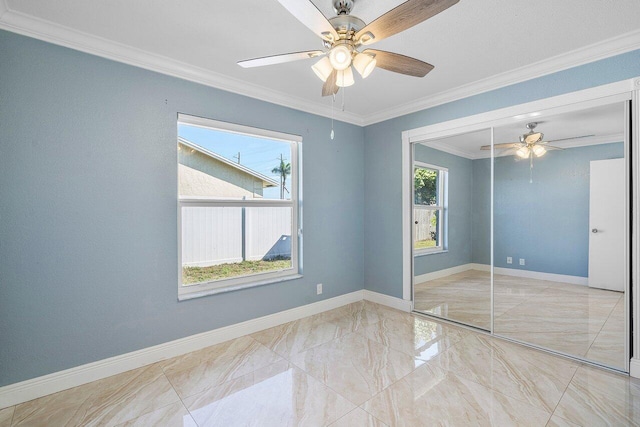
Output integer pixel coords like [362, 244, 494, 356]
[177, 114, 302, 300]
[413, 161, 448, 255]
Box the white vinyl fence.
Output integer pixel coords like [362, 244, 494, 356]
[181, 206, 292, 267]
[414, 208, 437, 242]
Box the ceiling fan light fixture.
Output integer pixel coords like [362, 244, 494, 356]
[329, 44, 352, 71]
[524, 132, 543, 144]
[353, 52, 376, 78]
[312, 57, 333, 82]
[516, 146, 530, 159]
[336, 67, 355, 87]
[532, 145, 547, 157]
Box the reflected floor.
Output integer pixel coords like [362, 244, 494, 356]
[4, 301, 638, 426]
[414, 269, 626, 370]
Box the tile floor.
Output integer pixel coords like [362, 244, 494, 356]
[414, 270, 626, 370]
[2, 300, 639, 426]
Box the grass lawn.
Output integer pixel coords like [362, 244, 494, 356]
[183, 259, 291, 285]
[415, 239, 436, 249]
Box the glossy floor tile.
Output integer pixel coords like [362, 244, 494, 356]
[3, 300, 636, 426]
[183, 360, 355, 426]
[0, 407, 14, 427]
[162, 335, 283, 398]
[116, 401, 197, 427]
[363, 364, 551, 426]
[290, 332, 424, 405]
[12, 364, 179, 427]
[329, 408, 388, 427]
[414, 269, 626, 369]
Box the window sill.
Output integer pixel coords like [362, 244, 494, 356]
[178, 274, 303, 301]
[414, 249, 448, 257]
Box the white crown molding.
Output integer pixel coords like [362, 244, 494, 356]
[0, 7, 364, 126]
[419, 139, 477, 159]
[0, 5, 639, 128]
[419, 133, 624, 160]
[363, 29, 640, 126]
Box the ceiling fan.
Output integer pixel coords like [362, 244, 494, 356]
[238, 0, 459, 96]
[480, 122, 594, 159]
[480, 122, 594, 183]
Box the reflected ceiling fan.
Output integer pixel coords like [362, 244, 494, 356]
[480, 122, 594, 183]
[480, 122, 594, 159]
[238, 0, 459, 96]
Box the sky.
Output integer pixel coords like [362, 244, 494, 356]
[178, 124, 292, 200]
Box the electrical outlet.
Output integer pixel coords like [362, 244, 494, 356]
[519, 258, 525, 266]
[506, 257, 512, 264]
[316, 283, 323, 295]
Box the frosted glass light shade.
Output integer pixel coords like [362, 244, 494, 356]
[312, 57, 332, 82]
[532, 145, 547, 157]
[516, 146, 530, 158]
[329, 45, 352, 71]
[353, 52, 376, 78]
[336, 67, 354, 87]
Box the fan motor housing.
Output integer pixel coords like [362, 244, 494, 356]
[333, 0, 354, 15]
[329, 15, 365, 36]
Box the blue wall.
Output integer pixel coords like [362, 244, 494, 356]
[364, 49, 640, 298]
[492, 143, 624, 277]
[471, 158, 491, 265]
[413, 142, 624, 278]
[413, 145, 474, 276]
[0, 30, 365, 386]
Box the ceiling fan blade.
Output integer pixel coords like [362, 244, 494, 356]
[479, 143, 522, 151]
[356, 0, 459, 45]
[238, 50, 325, 68]
[276, 0, 339, 42]
[544, 145, 564, 151]
[544, 134, 595, 143]
[363, 49, 433, 77]
[322, 70, 339, 97]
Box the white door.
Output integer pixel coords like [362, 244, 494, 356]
[588, 158, 625, 291]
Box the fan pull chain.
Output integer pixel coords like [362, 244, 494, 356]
[341, 85, 345, 111]
[529, 153, 534, 184]
[330, 94, 335, 140]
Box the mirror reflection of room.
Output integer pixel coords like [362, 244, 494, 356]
[492, 102, 628, 371]
[412, 129, 491, 330]
[412, 102, 628, 371]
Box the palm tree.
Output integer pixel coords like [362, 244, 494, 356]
[272, 157, 291, 199]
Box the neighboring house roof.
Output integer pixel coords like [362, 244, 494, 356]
[178, 137, 279, 187]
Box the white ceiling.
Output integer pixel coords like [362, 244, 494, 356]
[1, 0, 640, 125]
[420, 101, 626, 158]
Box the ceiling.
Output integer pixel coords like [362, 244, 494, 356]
[1, 0, 640, 125]
[420, 101, 626, 159]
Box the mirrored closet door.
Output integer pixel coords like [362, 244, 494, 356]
[412, 129, 492, 331]
[412, 97, 631, 372]
[492, 101, 630, 371]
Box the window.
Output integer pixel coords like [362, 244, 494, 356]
[413, 162, 447, 254]
[178, 114, 301, 299]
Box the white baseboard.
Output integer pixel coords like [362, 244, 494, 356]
[363, 290, 412, 312]
[414, 263, 475, 284]
[415, 262, 587, 286]
[492, 265, 588, 286]
[0, 290, 363, 409]
[630, 358, 640, 379]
